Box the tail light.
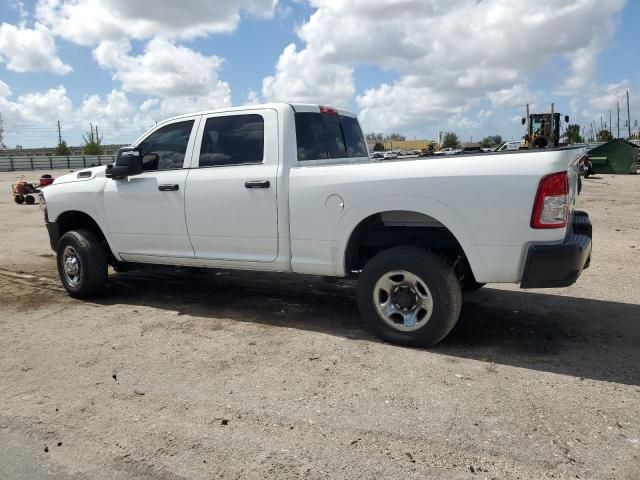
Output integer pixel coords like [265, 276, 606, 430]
[531, 171, 569, 229]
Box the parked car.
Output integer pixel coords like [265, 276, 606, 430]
[459, 146, 484, 155]
[40, 103, 592, 347]
[434, 147, 461, 155]
[383, 151, 399, 159]
[496, 141, 524, 151]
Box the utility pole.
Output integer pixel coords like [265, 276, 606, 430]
[0, 112, 5, 149]
[626, 90, 632, 138]
[617, 101, 620, 139]
[550, 103, 555, 143]
[609, 110, 612, 135]
[57, 120, 62, 145]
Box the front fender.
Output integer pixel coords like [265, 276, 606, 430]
[43, 181, 121, 261]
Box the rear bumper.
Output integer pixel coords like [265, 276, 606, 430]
[520, 211, 592, 289]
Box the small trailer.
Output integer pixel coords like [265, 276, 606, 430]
[11, 175, 54, 204]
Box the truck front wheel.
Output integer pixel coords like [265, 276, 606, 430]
[56, 229, 108, 298]
[356, 246, 462, 347]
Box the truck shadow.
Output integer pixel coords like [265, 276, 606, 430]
[100, 268, 640, 387]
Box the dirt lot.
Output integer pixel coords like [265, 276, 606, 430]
[0, 169, 639, 479]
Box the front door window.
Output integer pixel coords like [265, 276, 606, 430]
[138, 120, 195, 171]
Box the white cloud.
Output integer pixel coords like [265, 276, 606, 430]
[356, 78, 466, 132]
[264, 0, 626, 134]
[8, 85, 74, 123]
[246, 90, 261, 105]
[36, 0, 278, 45]
[262, 43, 354, 106]
[569, 81, 638, 136]
[449, 115, 478, 130]
[93, 37, 232, 116]
[0, 22, 71, 74]
[489, 84, 535, 108]
[0, 82, 188, 146]
[80, 90, 134, 126]
[586, 82, 630, 114]
[0, 80, 11, 98]
[94, 38, 231, 100]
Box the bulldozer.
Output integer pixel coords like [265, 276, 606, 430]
[521, 104, 569, 149]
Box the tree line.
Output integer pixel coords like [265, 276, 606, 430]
[366, 124, 621, 152]
[54, 123, 104, 155]
[0, 116, 106, 155]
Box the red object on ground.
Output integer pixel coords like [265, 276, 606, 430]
[39, 176, 54, 186]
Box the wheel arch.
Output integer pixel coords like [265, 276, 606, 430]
[336, 197, 486, 281]
[51, 210, 117, 263]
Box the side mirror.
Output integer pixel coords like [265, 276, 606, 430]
[106, 147, 143, 179]
[521, 118, 526, 125]
[565, 115, 570, 124]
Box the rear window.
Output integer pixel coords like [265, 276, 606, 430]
[295, 112, 368, 161]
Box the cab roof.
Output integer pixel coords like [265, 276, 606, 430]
[159, 103, 357, 124]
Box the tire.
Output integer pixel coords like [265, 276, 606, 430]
[56, 229, 108, 298]
[461, 280, 486, 292]
[356, 246, 462, 347]
[25, 195, 35, 205]
[14, 195, 24, 204]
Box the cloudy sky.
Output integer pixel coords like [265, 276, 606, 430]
[0, 0, 637, 148]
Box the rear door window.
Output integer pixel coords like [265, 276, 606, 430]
[199, 114, 264, 167]
[295, 112, 368, 161]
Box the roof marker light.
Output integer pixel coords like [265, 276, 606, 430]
[320, 106, 338, 115]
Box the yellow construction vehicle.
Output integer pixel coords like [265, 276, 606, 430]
[521, 104, 569, 149]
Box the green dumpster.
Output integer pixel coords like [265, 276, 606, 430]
[588, 139, 639, 174]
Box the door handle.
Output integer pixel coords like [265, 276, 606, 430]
[158, 184, 179, 191]
[244, 180, 270, 189]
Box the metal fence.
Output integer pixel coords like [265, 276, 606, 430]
[0, 155, 116, 172]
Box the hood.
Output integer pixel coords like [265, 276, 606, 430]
[53, 165, 107, 185]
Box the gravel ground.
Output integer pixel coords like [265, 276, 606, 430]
[0, 169, 639, 480]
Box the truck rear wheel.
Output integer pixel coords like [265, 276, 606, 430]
[56, 229, 108, 298]
[356, 246, 462, 347]
[461, 280, 486, 292]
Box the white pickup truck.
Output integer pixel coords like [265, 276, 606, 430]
[40, 103, 592, 346]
